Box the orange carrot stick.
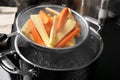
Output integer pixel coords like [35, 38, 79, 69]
[29, 19, 45, 46]
[55, 7, 69, 32]
[55, 27, 80, 48]
[44, 18, 53, 37]
[39, 10, 50, 24]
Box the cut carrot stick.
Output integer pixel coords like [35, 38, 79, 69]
[29, 18, 45, 46]
[55, 7, 69, 32]
[55, 27, 80, 48]
[44, 17, 53, 36]
[39, 10, 50, 24]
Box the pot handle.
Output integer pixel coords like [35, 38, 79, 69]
[84, 16, 101, 32]
[0, 31, 18, 42]
[0, 50, 38, 77]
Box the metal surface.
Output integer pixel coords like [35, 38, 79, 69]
[85, 16, 101, 32]
[0, 31, 18, 42]
[0, 51, 37, 76]
[0, 51, 15, 58]
[7, 31, 18, 38]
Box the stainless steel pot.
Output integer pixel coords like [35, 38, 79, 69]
[0, 4, 103, 80]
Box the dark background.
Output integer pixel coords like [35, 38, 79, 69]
[93, 18, 120, 80]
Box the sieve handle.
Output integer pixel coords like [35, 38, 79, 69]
[0, 50, 38, 77]
[84, 16, 101, 32]
[0, 33, 7, 42]
[0, 31, 18, 42]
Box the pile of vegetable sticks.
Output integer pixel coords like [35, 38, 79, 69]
[21, 7, 81, 48]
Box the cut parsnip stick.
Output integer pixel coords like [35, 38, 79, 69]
[65, 37, 75, 47]
[21, 19, 34, 41]
[27, 33, 34, 41]
[68, 8, 75, 20]
[49, 16, 58, 47]
[21, 19, 30, 35]
[45, 7, 60, 15]
[31, 15, 51, 47]
[55, 19, 76, 45]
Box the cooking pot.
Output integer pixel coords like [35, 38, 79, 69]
[0, 4, 103, 80]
